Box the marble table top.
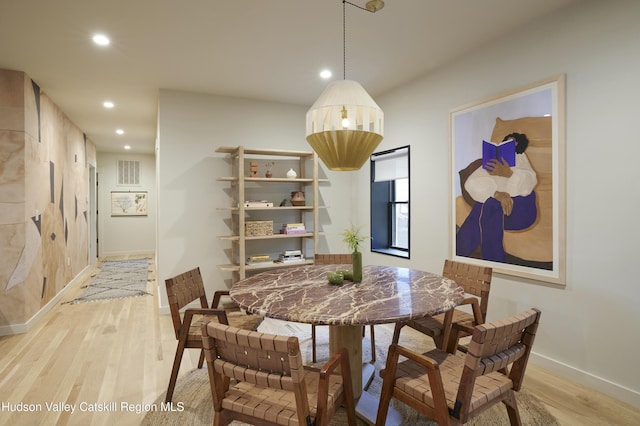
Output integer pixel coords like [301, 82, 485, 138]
[230, 264, 465, 326]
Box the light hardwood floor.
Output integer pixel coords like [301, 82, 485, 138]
[0, 255, 638, 425]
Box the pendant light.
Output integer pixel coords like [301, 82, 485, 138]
[305, 0, 385, 171]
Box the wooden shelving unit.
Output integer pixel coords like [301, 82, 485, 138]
[215, 146, 326, 283]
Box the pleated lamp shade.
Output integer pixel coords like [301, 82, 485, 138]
[306, 80, 384, 171]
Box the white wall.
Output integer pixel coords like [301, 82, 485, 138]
[352, 0, 640, 406]
[97, 152, 156, 256]
[156, 91, 354, 308]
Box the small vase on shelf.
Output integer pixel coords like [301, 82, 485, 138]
[290, 191, 305, 206]
[286, 168, 297, 179]
[264, 161, 274, 178]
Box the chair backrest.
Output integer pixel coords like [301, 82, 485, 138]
[165, 267, 208, 339]
[314, 253, 352, 265]
[454, 308, 541, 421]
[442, 259, 492, 321]
[201, 321, 312, 424]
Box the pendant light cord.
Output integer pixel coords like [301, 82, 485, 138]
[344, 1, 375, 13]
[343, 0, 346, 80]
[342, 1, 379, 80]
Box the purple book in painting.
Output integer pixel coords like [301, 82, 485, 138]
[482, 138, 516, 170]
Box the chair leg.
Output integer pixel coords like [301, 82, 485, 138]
[504, 390, 522, 426]
[369, 325, 376, 363]
[197, 348, 205, 368]
[312, 324, 317, 363]
[444, 328, 461, 353]
[375, 347, 399, 426]
[165, 339, 187, 403]
[391, 322, 403, 345]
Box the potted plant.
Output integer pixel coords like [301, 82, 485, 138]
[340, 224, 369, 283]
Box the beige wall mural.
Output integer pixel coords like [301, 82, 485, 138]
[0, 69, 96, 329]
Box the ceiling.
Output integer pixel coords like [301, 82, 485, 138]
[0, 0, 580, 154]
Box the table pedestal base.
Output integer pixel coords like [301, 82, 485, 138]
[329, 325, 364, 398]
[330, 325, 402, 425]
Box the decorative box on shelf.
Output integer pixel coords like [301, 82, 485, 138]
[243, 200, 273, 208]
[245, 220, 273, 237]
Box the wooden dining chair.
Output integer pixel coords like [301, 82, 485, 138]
[376, 308, 542, 426]
[201, 321, 357, 426]
[164, 267, 261, 403]
[392, 259, 492, 353]
[313, 253, 376, 363]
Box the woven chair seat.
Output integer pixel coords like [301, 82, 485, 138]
[393, 349, 513, 413]
[407, 310, 474, 338]
[226, 310, 263, 331]
[184, 315, 221, 345]
[221, 368, 344, 425]
[183, 311, 261, 346]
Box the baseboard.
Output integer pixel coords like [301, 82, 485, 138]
[158, 303, 170, 316]
[98, 250, 156, 257]
[531, 351, 640, 408]
[0, 265, 92, 336]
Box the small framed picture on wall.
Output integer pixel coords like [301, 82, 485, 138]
[111, 191, 148, 217]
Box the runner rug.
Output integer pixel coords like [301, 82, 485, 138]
[143, 319, 558, 425]
[64, 258, 151, 304]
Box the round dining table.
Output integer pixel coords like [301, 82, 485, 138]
[229, 263, 464, 423]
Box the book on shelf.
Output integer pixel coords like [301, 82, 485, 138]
[278, 250, 304, 261]
[482, 138, 516, 170]
[276, 254, 304, 263]
[247, 254, 271, 263]
[281, 228, 307, 235]
[243, 200, 273, 208]
[280, 223, 306, 234]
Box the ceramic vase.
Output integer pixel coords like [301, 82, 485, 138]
[290, 191, 305, 206]
[286, 168, 297, 179]
[352, 251, 362, 283]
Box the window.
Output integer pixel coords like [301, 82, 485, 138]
[370, 146, 410, 258]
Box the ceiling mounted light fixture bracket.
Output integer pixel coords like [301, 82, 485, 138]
[365, 0, 385, 13]
[305, 0, 385, 171]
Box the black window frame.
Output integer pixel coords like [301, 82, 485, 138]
[370, 146, 410, 259]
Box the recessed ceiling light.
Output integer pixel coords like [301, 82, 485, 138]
[320, 70, 332, 79]
[92, 34, 110, 46]
[103, 101, 114, 108]
[116, 129, 124, 135]
[124, 145, 131, 150]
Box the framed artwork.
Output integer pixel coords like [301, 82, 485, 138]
[110, 191, 148, 216]
[449, 74, 565, 285]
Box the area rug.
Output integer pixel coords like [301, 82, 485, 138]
[143, 319, 558, 425]
[64, 258, 151, 304]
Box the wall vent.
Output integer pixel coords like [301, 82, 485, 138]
[117, 160, 140, 185]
